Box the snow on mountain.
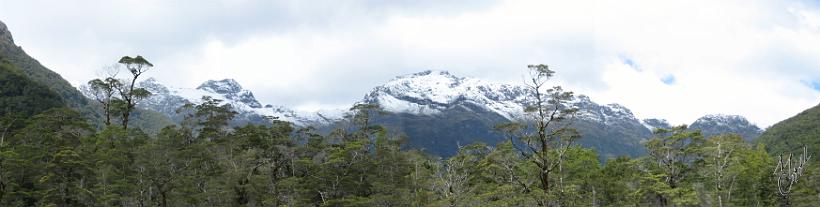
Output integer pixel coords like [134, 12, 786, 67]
[364, 70, 531, 120]
[139, 78, 344, 126]
[363, 70, 645, 127]
[641, 118, 672, 132]
[690, 114, 763, 140]
[127, 71, 762, 142]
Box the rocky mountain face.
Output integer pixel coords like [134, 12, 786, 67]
[136, 70, 764, 159]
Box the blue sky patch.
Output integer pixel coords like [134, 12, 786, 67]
[620, 55, 640, 71]
[803, 80, 820, 92]
[661, 74, 676, 85]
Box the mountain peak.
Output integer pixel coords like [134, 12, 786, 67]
[138, 77, 169, 94]
[393, 70, 463, 82]
[195, 79, 263, 108]
[694, 114, 750, 124]
[642, 118, 671, 131]
[605, 103, 634, 116]
[690, 114, 762, 140]
[197, 79, 243, 94]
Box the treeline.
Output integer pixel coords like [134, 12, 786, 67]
[0, 60, 817, 206]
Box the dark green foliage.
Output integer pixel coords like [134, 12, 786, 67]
[0, 96, 817, 206]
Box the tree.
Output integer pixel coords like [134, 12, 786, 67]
[598, 156, 642, 206]
[730, 144, 777, 206]
[0, 108, 94, 206]
[497, 64, 579, 206]
[430, 143, 490, 206]
[773, 146, 811, 206]
[642, 125, 705, 207]
[191, 96, 237, 141]
[703, 134, 746, 207]
[85, 66, 123, 127]
[116, 55, 154, 130]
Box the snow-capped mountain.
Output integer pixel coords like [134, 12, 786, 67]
[123, 70, 761, 158]
[138, 78, 345, 126]
[690, 114, 762, 141]
[363, 70, 643, 126]
[363, 70, 530, 119]
[361, 70, 653, 158]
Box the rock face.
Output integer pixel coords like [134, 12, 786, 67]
[689, 114, 762, 141]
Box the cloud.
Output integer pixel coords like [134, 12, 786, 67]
[1, 0, 819, 127]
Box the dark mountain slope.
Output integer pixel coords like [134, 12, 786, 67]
[0, 20, 86, 107]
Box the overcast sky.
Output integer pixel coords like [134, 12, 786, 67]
[1, 0, 819, 127]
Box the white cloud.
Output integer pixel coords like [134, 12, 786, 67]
[1, 0, 819, 127]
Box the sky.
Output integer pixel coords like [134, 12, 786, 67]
[1, 0, 819, 127]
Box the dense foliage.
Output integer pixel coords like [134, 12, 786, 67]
[0, 58, 65, 117]
[0, 95, 817, 206]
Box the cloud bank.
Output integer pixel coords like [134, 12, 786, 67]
[1, 0, 818, 126]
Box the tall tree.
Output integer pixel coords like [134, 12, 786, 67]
[116, 56, 153, 130]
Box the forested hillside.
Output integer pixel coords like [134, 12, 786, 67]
[0, 57, 65, 117]
[758, 103, 820, 162]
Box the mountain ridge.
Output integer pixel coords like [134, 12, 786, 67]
[134, 70, 764, 158]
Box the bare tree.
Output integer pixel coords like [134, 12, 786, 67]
[773, 146, 811, 207]
[706, 135, 743, 207]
